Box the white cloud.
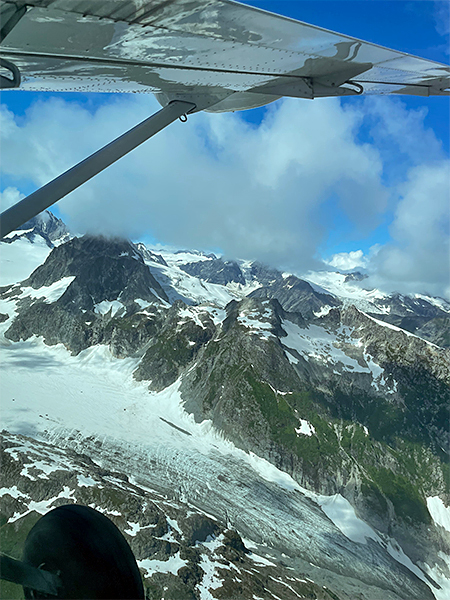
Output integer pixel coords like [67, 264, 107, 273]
[434, 0, 450, 41]
[359, 97, 444, 170]
[0, 95, 389, 273]
[367, 160, 450, 298]
[327, 250, 367, 271]
[0, 186, 25, 211]
[1, 93, 448, 298]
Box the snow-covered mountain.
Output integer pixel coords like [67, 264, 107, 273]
[1, 216, 449, 600]
[303, 269, 450, 347]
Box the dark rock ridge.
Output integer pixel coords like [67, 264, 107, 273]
[365, 293, 450, 346]
[245, 261, 284, 286]
[249, 274, 341, 319]
[4, 235, 169, 355]
[415, 316, 450, 348]
[180, 258, 246, 285]
[1, 210, 71, 247]
[344, 271, 368, 283]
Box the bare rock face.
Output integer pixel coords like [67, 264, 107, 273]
[180, 258, 246, 285]
[180, 513, 220, 546]
[134, 301, 216, 391]
[23, 235, 168, 305]
[2, 235, 169, 355]
[249, 274, 341, 319]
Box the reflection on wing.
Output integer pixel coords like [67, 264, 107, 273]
[0, 0, 449, 111]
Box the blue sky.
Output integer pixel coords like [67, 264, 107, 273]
[1, 0, 449, 297]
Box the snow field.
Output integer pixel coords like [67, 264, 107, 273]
[427, 497, 450, 533]
[281, 319, 387, 392]
[1, 333, 410, 553]
[0, 237, 52, 286]
[138, 554, 187, 579]
[94, 300, 125, 317]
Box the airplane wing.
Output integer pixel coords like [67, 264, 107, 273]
[1, 0, 449, 112]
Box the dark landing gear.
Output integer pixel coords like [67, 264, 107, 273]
[1, 505, 145, 599]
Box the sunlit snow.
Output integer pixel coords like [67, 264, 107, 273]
[20, 277, 75, 303]
[94, 300, 125, 317]
[281, 319, 381, 378]
[427, 497, 450, 533]
[138, 553, 187, 578]
[315, 494, 379, 544]
[0, 237, 52, 286]
[295, 419, 315, 436]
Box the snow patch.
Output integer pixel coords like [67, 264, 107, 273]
[249, 553, 277, 567]
[424, 552, 450, 600]
[427, 497, 450, 533]
[20, 277, 75, 303]
[315, 494, 379, 545]
[282, 320, 370, 373]
[0, 485, 28, 499]
[135, 298, 152, 310]
[8, 486, 75, 523]
[94, 300, 125, 317]
[77, 474, 98, 488]
[295, 420, 315, 437]
[313, 305, 333, 318]
[138, 553, 187, 578]
[198, 553, 223, 600]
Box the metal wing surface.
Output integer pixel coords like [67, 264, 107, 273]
[1, 0, 449, 112]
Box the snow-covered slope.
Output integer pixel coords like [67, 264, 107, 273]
[0, 333, 446, 600]
[304, 269, 450, 317]
[1, 219, 449, 600]
[0, 236, 52, 287]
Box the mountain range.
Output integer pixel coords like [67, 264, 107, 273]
[0, 212, 449, 600]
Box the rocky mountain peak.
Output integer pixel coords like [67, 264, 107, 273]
[222, 296, 289, 339]
[249, 273, 341, 319]
[245, 261, 283, 286]
[23, 235, 167, 305]
[2, 210, 71, 247]
[344, 271, 368, 283]
[2, 234, 171, 355]
[134, 242, 167, 266]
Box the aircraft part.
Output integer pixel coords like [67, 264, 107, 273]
[0, 0, 448, 109]
[0, 1, 26, 42]
[0, 99, 195, 238]
[0, 0, 448, 233]
[0, 554, 62, 596]
[21, 504, 145, 599]
[0, 56, 20, 88]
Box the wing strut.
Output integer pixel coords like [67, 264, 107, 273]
[0, 100, 196, 238]
[0, 553, 61, 596]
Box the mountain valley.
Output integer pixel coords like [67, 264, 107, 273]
[1, 212, 449, 600]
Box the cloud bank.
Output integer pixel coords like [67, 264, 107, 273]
[1, 93, 448, 297]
